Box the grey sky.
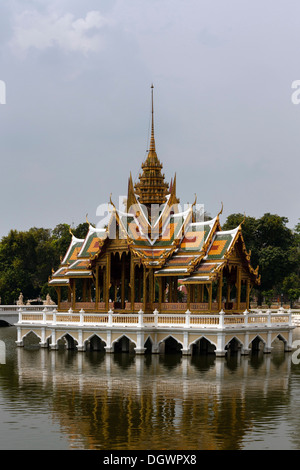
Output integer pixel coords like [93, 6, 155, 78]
[1, 0, 300, 238]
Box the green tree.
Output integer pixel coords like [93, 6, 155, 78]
[222, 212, 299, 304]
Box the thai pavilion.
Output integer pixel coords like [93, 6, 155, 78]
[49, 86, 260, 316]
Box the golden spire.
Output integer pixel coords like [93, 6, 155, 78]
[149, 84, 156, 152]
[134, 85, 169, 206]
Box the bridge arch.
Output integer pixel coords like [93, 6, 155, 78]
[158, 335, 183, 354]
[22, 330, 42, 346]
[225, 336, 244, 354]
[249, 334, 266, 353]
[272, 333, 288, 350]
[190, 336, 217, 355]
[112, 334, 136, 353]
[85, 334, 106, 352]
[56, 332, 78, 350]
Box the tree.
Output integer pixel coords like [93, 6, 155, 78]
[222, 212, 299, 303]
[0, 221, 89, 304]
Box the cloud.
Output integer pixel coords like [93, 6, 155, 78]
[10, 9, 108, 55]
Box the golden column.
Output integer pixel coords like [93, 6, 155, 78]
[95, 265, 99, 309]
[217, 270, 223, 311]
[236, 266, 241, 311]
[130, 256, 135, 312]
[105, 253, 111, 311]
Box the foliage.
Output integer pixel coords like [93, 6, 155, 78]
[222, 213, 300, 304]
[0, 222, 89, 304]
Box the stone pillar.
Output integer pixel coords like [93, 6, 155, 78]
[77, 330, 85, 351]
[264, 330, 272, 353]
[135, 330, 146, 355]
[215, 332, 226, 357]
[105, 330, 113, 353]
[50, 329, 58, 350]
[182, 331, 191, 355]
[39, 327, 48, 348]
[285, 330, 294, 352]
[16, 327, 23, 347]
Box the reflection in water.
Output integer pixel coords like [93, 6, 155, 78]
[0, 327, 300, 450]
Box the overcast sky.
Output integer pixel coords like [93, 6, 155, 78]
[1, 0, 300, 238]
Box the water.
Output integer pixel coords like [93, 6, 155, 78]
[1, 326, 300, 450]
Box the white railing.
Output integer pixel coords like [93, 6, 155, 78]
[0, 304, 57, 312]
[16, 307, 295, 330]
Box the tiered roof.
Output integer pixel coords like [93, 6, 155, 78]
[49, 87, 260, 288]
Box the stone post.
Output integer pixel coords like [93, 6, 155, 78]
[153, 308, 159, 327]
[108, 308, 113, 327]
[185, 309, 191, 328]
[79, 308, 85, 326]
[138, 309, 144, 328]
[218, 309, 225, 329]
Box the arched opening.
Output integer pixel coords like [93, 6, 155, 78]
[192, 337, 216, 355]
[272, 334, 286, 352]
[161, 336, 183, 354]
[250, 336, 265, 353]
[225, 337, 242, 354]
[22, 331, 41, 348]
[144, 337, 153, 354]
[86, 335, 106, 352]
[113, 335, 136, 353]
[57, 334, 78, 350]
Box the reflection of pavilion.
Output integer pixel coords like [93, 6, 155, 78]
[13, 345, 292, 450]
[15, 87, 295, 356]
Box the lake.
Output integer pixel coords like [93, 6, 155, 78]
[1, 326, 300, 450]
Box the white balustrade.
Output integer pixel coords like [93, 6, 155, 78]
[15, 306, 296, 330]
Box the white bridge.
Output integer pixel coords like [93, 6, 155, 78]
[14, 306, 298, 357]
[0, 305, 57, 326]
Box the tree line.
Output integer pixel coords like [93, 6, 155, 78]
[0, 213, 299, 306]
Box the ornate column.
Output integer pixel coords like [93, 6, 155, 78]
[143, 265, 147, 312]
[158, 277, 163, 311]
[217, 270, 223, 311]
[105, 253, 111, 311]
[236, 266, 241, 311]
[71, 280, 76, 310]
[208, 283, 212, 312]
[246, 279, 251, 311]
[95, 265, 99, 309]
[121, 254, 125, 309]
[130, 256, 135, 312]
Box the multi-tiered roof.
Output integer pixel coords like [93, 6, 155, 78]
[50, 87, 260, 292]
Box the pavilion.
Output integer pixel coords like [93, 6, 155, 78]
[49, 86, 260, 316]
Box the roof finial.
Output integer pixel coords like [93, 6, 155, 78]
[149, 84, 156, 152]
